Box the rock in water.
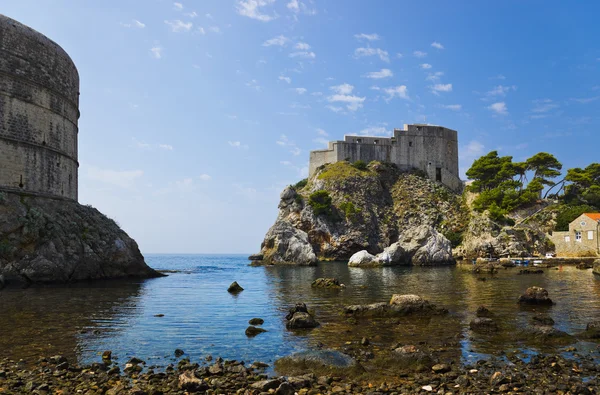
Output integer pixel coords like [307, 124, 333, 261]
[311, 278, 342, 288]
[0, 192, 159, 285]
[258, 220, 317, 266]
[285, 303, 319, 329]
[227, 281, 244, 293]
[348, 250, 378, 267]
[518, 286, 553, 305]
[248, 317, 264, 325]
[245, 326, 267, 337]
[470, 317, 499, 332]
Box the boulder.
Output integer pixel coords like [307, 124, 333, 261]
[227, 281, 244, 293]
[530, 315, 555, 326]
[259, 221, 317, 266]
[399, 225, 454, 265]
[311, 277, 343, 288]
[524, 325, 573, 342]
[345, 295, 447, 317]
[518, 286, 553, 305]
[392, 345, 434, 369]
[286, 303, 319, 329]
[470, 317, 498, 332]
[584, 321, 600, 338]
[248, 253, 263, 261]
[348, 250, 377, 267]
[178, 370, 208, 392]
[476, 306, 493, 318]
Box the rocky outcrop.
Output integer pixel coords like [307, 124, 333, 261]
[344, 294, 447, 317]
[251, 162, 468, 265]
[311, 278, 343, 288]
[518, 286, 553, 305]
[349, 226, 453, 266]
[285, 303, 319, 329]
[0, 192, 159, 285]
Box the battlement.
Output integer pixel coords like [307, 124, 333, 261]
[309, 124, 462, 192]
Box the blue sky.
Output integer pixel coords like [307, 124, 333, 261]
[3, 1, 600, 253]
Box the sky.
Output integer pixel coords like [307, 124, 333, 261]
[2, 1, 600, 254]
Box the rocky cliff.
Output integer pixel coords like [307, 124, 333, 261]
[0, 192, 160, 286]
[252, 161, 469, 265]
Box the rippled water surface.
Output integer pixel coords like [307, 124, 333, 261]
[1, 254, 600, 367]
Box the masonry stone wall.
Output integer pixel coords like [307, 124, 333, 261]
[0, 14, 79, 200]
[309, 124, 462, 192]
[548, 214, 600, 257]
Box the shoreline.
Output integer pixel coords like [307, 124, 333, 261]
[2, 349, 599, 394]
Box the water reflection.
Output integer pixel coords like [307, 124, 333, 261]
[1, 256, 600, 368]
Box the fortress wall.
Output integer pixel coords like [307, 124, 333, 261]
[0, 14, 79, 201]
[0, 139, 77, 199]
[334, 141, 393, 165]
[309, 144, 339, 177]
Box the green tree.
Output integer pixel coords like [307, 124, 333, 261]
[466, 151, 517, 192]
[525, 152, 562, 197]
[308, 190, 333, 216]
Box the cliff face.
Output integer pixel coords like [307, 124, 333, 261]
[254, 161, 469, 265]
[0, 192, 160, 285]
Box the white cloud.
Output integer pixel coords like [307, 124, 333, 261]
[150, 46, 163, 59]
[289, 51, 316, 59]
[165, 20, 193, 32]
[158, 144, 174, 150]
[313, 137, 329, 147]
[286, 0, 316, 15]
[420, 63, 432, 69]
[276, 135, 301, 156]
[486, 85, 516, 97]
[383, 85, 409, 101]
[199, 174, 212, 181]
[228, 141, 249, 149]
[326, 105, 344, 113]
[208, 26, 221, 33]
[431, 41, 444, 50]
[488, 101, 508, 115]
[186, 11, 198, 18]
[121, 19, 145, 28]
[205, 13, 213, 19]
[290, 147, 301, 156]
[279, 75, 291, 84]
[354, 33, 380, 41]
[236, 0, 278, 22]
[532, 99, 559, 113]
[354, 47, 390, 62]
[198, 27, 206, 34]
[295, 42, 311, 50]
[316, 128, 328, 136]
[413, 50, 427, 58]
[461, 141, 485, 160]
[570, 96, 600, 104]
[364, 68, 393, 79]
[174, 2, 183, 10]
[86, 167, 143, 189]
[287, 0, 300, 11]
[326, 84, 365, 111]
[245, 79, 262, 91]
[396, 53, 403, 59]
[262, 35, 289, 47]
[356, 126, 392, 136]
[430, 83, 452, 95]
[426, 71, 444, 81]
[440, 104, 462, 111]
[295, 87, 307, 95]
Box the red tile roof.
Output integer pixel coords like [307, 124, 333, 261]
[583, 213, 600, 221]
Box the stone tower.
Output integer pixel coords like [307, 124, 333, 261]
[0, 14, 79, 200]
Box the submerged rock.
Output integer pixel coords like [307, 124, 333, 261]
[344, 294, 447, 317]
[311, 277, 343, 288]
[470, 317, 499, 332]
[248, 318, 264, 325]
[0, 192, 159, 285]
[392, 345, 434, 370]
[518, 286, 553, 305]
[245, 326, 267, 337]
[275, 350, 356, 373]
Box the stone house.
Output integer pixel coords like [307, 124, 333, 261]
[549, 213, 600, 257]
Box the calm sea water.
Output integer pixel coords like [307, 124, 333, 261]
[1, 254, 600, 368]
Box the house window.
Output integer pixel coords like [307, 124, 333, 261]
[576, 231, 582, 242]
[565, 236, 570, 242]
[374, 140, 379, 144]
[588, 231, 594, 240]
[409, 142, 413, 147]
[356, 138, 362, 143]
[436, 167, 442, 182]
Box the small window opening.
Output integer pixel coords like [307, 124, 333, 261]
[409, 141, 413, 147]
[19, 175, 23, 188]
[356, 138, 362, 143]
[436, 167, 442, 182]
[576, 231, 582, 242]
[374, 140, 379, 144]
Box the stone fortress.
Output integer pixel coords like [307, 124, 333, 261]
[309, 124, 463, 192]
[0, 14, 79, 201]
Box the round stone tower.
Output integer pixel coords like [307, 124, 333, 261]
[0, 14, 79, 200]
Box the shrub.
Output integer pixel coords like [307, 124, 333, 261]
[293, 178, 308, 190]
[339, 200, 361, 221]
[352, 160, 368, 171]
[308, 190, 333, 216]
[443, 230, 464, 248]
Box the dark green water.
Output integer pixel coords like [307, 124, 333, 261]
[1, 255, 599, 367]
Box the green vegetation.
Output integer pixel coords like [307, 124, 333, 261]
[466, 151, 563, 222]
[443, 230, 464, 248]
[317, 161, 372, 182]
[339, 199, 361, 222]
[563, 164, 600, 206]
[293, 178, 308, 190]
[351, 160, 368, 171]
[308, 190, 333, 216]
